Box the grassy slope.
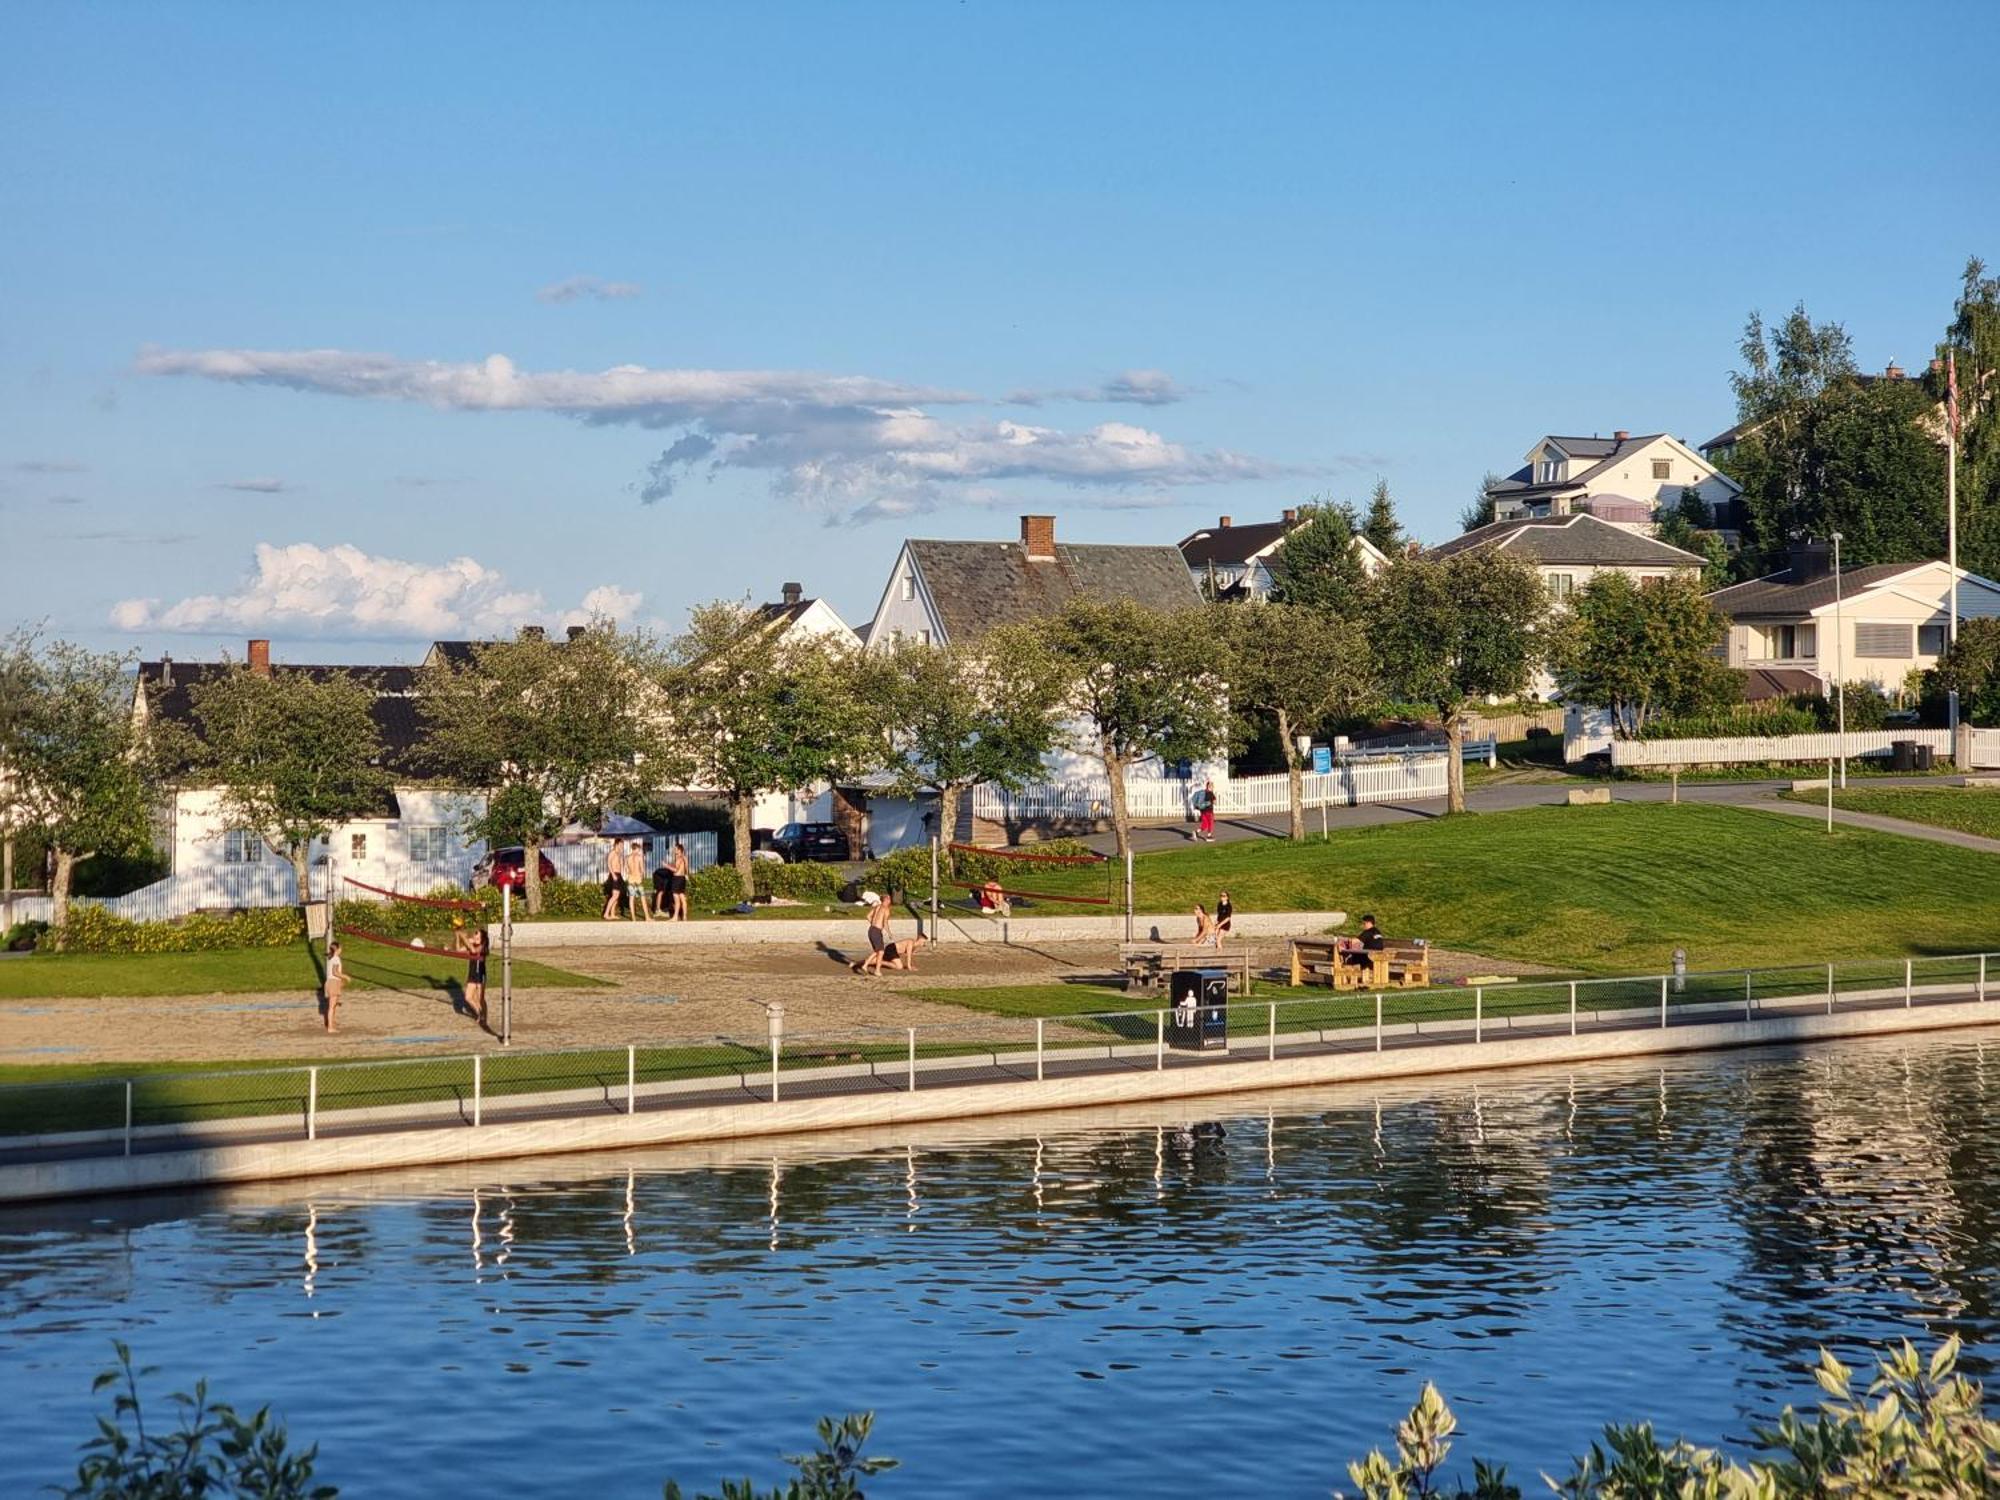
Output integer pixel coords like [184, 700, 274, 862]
[0, 942, 602, 1001]
[1800, 788, 2000, 842]
[1007, 802, 2000, 973]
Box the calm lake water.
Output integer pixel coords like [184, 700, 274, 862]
[5, 1030, 2000, 1496]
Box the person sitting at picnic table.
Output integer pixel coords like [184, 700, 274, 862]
[1340, 913, 1385, 965]
[975, 878, 1012, 917]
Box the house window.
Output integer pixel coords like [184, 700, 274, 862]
[407, 825, 450, 863]
[1855, 623, 1914, 659]
[1651, 459, 1672, 480]
[900, 573, 915, 601]
[1768, 624, 1818, 660]
[1918, 624, 1947, 657]
[349, 832, 369, 862]
[1546, 573, 1575, 600]
[222, 828, 263, 864]
[919, 629, 933, 645]
[1536, 457, 1563, 484]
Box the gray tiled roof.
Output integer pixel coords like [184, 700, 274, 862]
[135, 660, 426, 783]
[1429, 513, 1705, 567]
[1707, 561, 1926, 618]
[1485, 433, 1679, 500]
[908, 539, 1202, 642]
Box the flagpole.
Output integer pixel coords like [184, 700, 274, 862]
[1947, 351, 1960, 737]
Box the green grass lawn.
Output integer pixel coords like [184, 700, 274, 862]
[993, 802, 2000, 973]
[1781, 787, 2000, 842]
[0, 941, 603, 1002]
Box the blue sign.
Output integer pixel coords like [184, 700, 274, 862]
[1311, 744, 1332, 775]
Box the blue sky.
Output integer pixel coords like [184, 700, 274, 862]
[4, 0, 1997, 662]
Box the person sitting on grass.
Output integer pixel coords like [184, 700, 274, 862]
[976, 878, 1011, 917]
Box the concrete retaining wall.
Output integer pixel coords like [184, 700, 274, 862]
[507, 909, 1348, 949]
[6, 994, 1996, 1204]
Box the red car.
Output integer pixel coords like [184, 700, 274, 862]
[472, 847, 559, 890]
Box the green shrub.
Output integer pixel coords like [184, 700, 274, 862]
[753, 860, 846, 902]
[42, 904, 306, 954]
[4, 919, 49, 952]
[686, 863, 747, 911]
[71, 847, 171, 899]
[866, 838, 1099, 900]
[1636, 703, 1821, 740]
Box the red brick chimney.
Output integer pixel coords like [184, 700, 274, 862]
[1282, 507, 1298, 523]
[1613, 430, 1630, 442]
[1218, 514, 1233, 528]
[1884, 361, 1904, 380]
[1021, 514, 1056, 560]
[247, 639, 270, 677]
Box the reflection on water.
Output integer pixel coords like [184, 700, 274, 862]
[4, 1032, 2000, 1497]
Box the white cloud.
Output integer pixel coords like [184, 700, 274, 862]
[110, 542, 644, 641]
[217, 476, 289, 494]
[535, 275, 644, 304]
[14, 459, 88, 474]
[139, 345, 1285, 524]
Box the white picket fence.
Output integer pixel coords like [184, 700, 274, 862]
[1970, 728, 2000, 770]
[1610, 729, 1955, 768]
[973, 753, 1450, 824]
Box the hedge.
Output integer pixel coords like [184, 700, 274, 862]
[42, 904, 306, 954]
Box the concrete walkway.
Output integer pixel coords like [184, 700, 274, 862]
[1753, 796, 2000, 855]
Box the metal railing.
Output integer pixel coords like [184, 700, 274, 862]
[1, 951, 1992, 1160]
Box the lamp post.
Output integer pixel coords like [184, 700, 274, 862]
[1831, 532, 1846, 789]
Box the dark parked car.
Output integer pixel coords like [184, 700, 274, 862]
[472, 846, 560, 890]
[769, 822, 849, 863]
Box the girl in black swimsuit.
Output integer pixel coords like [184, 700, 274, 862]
[459, 928, 490, 1029]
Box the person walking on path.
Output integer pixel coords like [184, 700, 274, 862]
[322, 939, 346, 1032]
[457, 926, 490, 1030]
[669, 840, 691, 921]
[1195, 779, 1218, 843]
[857, 890, 894, 975]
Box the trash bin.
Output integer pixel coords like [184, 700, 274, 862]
[1913, 743, 1936, 772]
[1892, 740, 1917, 772]
[1167, 968, 1230, 1051]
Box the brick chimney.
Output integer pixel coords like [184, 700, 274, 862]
[1218, 514, 1232, 528]
[247, 639, 270, 677]
[1613, 429, 1630, 442]
[1884, 361, 1905, 380]
[782, 582, 803, 607]
[519, 624, 546, 642]
[1282, 507, 1298, 523]
[1021, 514, 1056, 560]
[566, 624, 587, 641]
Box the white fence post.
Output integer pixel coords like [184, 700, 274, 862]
[1035, 1019, 1044, 1082]
[472, 1054, 482, 1127]
[1267, 1000, 1276, 1061]
[1474, 987, 1482, 1043]
[1375, 993, 1383, 1052]
[1156, 1010, 1165, 1071]
[123, 1080, 133, 1156]
[307, 1067, 318, 1141]
[627, 1044, 637, 1114]
[1569, 980, 1577, 1036]
[908, 1028, 916, 1091]
[1826, 962, 1835, 1014]
[1744, 971, 1753, 1023]
[1905, 958, 1914, 1009]
[1982, 954, 1990, 1002]
[1660, 974, 1668, 1029]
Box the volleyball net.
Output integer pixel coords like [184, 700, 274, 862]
[944, 842, 1114, 907]
[334, 876, 489, 957]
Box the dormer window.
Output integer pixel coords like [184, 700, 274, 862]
[1536, 450, 1565, 484]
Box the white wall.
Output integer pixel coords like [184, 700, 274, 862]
[863, 547, 942, 648]
[164, 786, 488, 881]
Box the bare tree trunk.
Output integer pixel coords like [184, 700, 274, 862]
[50, 848, 76, 946]
[524, 831, 545, 915]
[730, 792, 756, 901]
[937, 783, 962, 865]
[1278, 708, 1304, 841]
[1101, 736, 1131, 860]
[1445, 712, 1467, 815]
[287, 843, 313, 925]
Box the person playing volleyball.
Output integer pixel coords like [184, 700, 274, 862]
[456, 926, 490, 1029]
[322, 939, 346, 1032]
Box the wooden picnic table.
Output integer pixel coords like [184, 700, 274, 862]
[1119, 941, 1253, 995]
[1289, 937, 1429, 990]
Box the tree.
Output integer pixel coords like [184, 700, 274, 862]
[1269, 500, 1369, 614]
[1552, 573, 1738, 737]
[1027, 599, 1233, 859]
[418, 627, 663, 914]
[868, 635, 1064, 855]
[1460, 472, 1502, 533]
[186, 665, 386, 919]
[660, 606, 878, 900]
[1368, 552, 1548, 814]
[3, 639, 157, 940]
[1217, 602, 1373, 839]
[1942, 257, 2000, 582]
[1923, 616, 2000, 726]
[1361, 478, 1405, 557]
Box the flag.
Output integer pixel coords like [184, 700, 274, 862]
[1948, 350, 1961, 443]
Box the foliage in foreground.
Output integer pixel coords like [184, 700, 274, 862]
[664, 1413, 897, 1500]
[1340, 1337, 2000, 1499]
[63, 1342, 333, 1500]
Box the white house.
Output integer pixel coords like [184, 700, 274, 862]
[1176, 510, 1389, 601]
[1708, 545, 2000, 697]
[754, 581, 860, 646]
[1486, 431, 1741, 532]
[855, 514, 1215, 846]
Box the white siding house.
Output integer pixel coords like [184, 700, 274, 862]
[1487, 431, 1741, 533]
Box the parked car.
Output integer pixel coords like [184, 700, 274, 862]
[471, 847, 560, 890]
[769, 822, 849, 863]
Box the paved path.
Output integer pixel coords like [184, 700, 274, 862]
[1083, 776, 1985, 854]
[1754, 796, 2000, 855]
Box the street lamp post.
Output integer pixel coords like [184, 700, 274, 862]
[1831, 532, 1846, 789]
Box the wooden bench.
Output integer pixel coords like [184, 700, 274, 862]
[1289, 937, 1430, 990]
[1119, 942, 1253, 995]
